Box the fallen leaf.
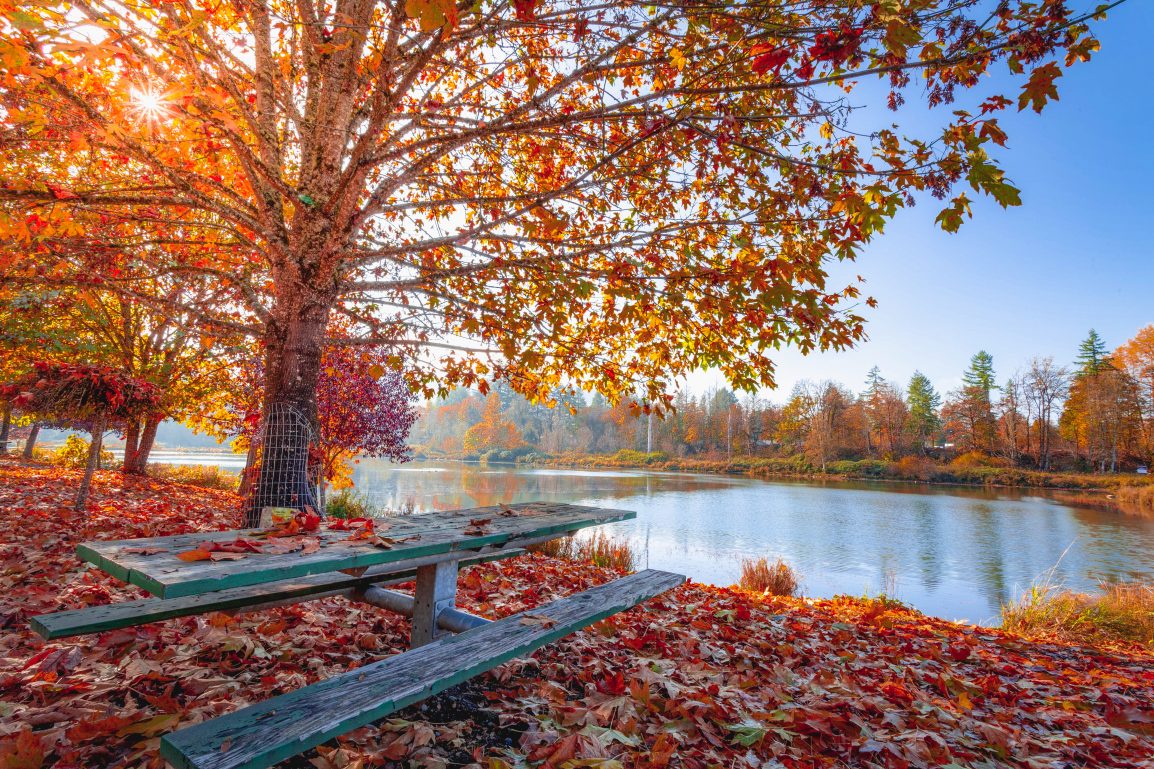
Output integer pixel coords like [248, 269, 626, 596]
[519, 613, 557, 629]
[119, 546, 166, 556]
[176, 549, 212, 562]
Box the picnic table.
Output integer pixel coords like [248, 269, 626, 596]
[32, 502, 685, 769]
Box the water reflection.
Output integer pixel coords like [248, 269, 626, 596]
[348, 460, 1154, 623]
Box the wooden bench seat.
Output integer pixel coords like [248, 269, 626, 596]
[31, 550, 522, 641]
[160, 569, 685, 769]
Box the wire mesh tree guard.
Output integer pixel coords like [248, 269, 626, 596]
[243, 402, 320, 527]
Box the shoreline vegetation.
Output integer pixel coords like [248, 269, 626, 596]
[503, 449, 1154, 516]
[14, 437, 1154, 517]
[2, 461, 1154, 768]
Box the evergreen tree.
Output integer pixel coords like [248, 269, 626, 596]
[962, 351, 997, 401]
[906, 372, 942, 449]
[1075, 329, 1110, 375]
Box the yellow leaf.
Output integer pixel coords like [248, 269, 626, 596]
[117, 713, 181, 738]
[405, 0, 458, 32]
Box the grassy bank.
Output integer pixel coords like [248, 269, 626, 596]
[516, 450, 1154, 512]
[1002, 581, 1154, 648]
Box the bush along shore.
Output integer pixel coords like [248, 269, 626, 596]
[2, 460, 1154, 768]
[511, 450, 1154, 513]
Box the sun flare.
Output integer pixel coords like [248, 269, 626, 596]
[129, 86, 168, 121]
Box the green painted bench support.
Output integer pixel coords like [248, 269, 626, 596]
[160, 569, 686, 769]
[31, 550, 522, 641]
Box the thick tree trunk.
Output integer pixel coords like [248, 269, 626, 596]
[244, 301, 329, 526]
[0, 401, 10, 453]
[76, 419, 106, 513]
[23, 423, 40, 460]
[126, 415, 160, 474]
[122, 418, 141, 474]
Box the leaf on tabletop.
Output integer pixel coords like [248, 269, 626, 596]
[209, 552, 247, 561]
[369, 534, 421, 549]
[176, 549, 212, 562]
[119, 546, 166, 556]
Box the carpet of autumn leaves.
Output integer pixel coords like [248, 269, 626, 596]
[3, 461, 1154, 769]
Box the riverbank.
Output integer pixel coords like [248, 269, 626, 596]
[514, 451, 1154, 513]
[2, 461, 1153, 767]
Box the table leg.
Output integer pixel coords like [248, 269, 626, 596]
[410, 559, 459, 647]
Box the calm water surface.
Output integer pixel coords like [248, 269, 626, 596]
[347, 460, 1154, 623]
[147, 453, 1154, 622]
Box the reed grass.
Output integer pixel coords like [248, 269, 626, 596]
[147, 462, 239, 491]
[1116, 485, 1154, 517]
[1001, 580, 1154, 648]
[738, 557, 800, 597]
[530, 531, 638, 572]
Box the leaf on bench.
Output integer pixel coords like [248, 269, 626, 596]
[519, 613, 557, 629]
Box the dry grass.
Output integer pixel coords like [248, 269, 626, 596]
[529, 531, 637, 572]
[1116, 485, 1154, 517]
[738, 557, 800, 597]
[1001, 581, 1154, 648]
[146, 463, 239, 491]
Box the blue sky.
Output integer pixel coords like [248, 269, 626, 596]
[693, 0, 1154, 399]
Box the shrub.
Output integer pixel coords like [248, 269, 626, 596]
[529, 531, 637, 572]
[890, 455, 936, 481]
[326, 489, 378, 519]
[950, 451, 1009, 469]
[1001, 581, 1154, 648]
[479, 445, 536, 464]
[612, 449, 669, 465]
[53, 435, 115, 469]
[738, 557, 800, 597]
[827, 459, 888, 477]
[148, 463, 239, 491]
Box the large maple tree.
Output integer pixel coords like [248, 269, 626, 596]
[0, 0, 1113, 507]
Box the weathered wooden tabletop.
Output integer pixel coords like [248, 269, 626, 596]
[78, 502, 635, 599]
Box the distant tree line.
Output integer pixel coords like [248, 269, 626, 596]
[413, 326, 1154, 473]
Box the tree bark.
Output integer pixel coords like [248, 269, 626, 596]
[75, 419, 106, 513]
[136, 415, 161, 470]
[0, 401, 10, 454]
[23, 423, 40, 460]
[244, 301, 328, 526]
[239, 438, 260, 498]
[126, 415, 161, 474]
[122, 418, 141, 474]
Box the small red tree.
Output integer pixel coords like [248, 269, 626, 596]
[197, 345, 417, 521]
[313, 346, 417, 505]
[4, 362, 161, 511]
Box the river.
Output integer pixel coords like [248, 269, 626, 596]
[149, 453, 1154, 623]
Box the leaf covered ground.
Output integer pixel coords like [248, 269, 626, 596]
[2, 461, 1153, 769]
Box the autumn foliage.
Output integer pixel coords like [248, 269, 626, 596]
[3, 361, 161, 428]
[0, 0, 1111, 427]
